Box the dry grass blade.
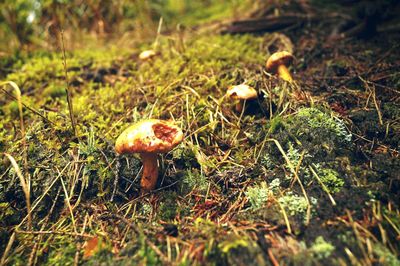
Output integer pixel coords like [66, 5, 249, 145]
[59, 175, 78, 233]
[0, 232, 16, 266]
[18, 163, 70, 227]
[276, 198, 292, 234]
[60, 30, 77, 137]
[153, 17, 163, 50]
[28, 188, 61, 266]
[3, 153, 31, 229]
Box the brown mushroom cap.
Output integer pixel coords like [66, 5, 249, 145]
[226, 84, 258, 100]
[265, 51, 294, 73]
[115, 119, 183, 154]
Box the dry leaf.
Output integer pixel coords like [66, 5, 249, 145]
[83, 236, 100, 259]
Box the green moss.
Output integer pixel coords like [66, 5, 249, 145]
[219, 235, 250, 253]
[193, 218, 219, 238]
[43, 241, 76, 266]
[217, 233, 268, 265]
[285, 142, 305, 178]
[43, 85, 67, 99]
[310, 236, 335, 260]
[180, 168, 208, 194]
[140, 202, 153, 217]
[267, 115, 284, 134]
[316, 167, 344, 193]
[84, 249, 115, 266]
[158, 191, 178, 220]
[172, 143, 199, 168]
[383, 103, 400, 120]
[2, 101, 19, 117]
[373, 243, 400, 266]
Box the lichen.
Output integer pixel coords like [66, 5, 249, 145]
[245, 181, 269, 210]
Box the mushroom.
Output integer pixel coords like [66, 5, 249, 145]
[226, 84, 258, 112]
[115, 119, 183, 192]
[266, 51, 294, 82]
[139, 50, 157, 61]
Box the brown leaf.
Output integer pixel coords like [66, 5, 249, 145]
[83, 236, 100, 259]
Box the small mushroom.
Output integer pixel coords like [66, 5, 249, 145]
[115, 119, 183, 192]
[139, 50, 157, 61]
[266, 51, 294, 82]
[226, 84, 258, 112]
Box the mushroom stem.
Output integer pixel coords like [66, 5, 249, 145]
[277, 64, 293, 83]
[235, 100, 244, 113]
[140, 153, 158, 191]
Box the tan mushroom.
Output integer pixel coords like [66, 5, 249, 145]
[139, 50, 157, 61]
[266, 51, 294, 82]
[115, 119, 183, 192]
[226, 84, 258, 112]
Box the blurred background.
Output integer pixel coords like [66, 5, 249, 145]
[2, 0, 399, 54]
[0, 0, 249, 53]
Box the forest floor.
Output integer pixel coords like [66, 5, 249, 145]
[1, 4, 400, 266]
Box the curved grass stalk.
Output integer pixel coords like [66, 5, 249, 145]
[3, 153, 31, 229]
[0, 81, 28, 171]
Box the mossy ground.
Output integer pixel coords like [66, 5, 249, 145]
[1, 5, 400, 266]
